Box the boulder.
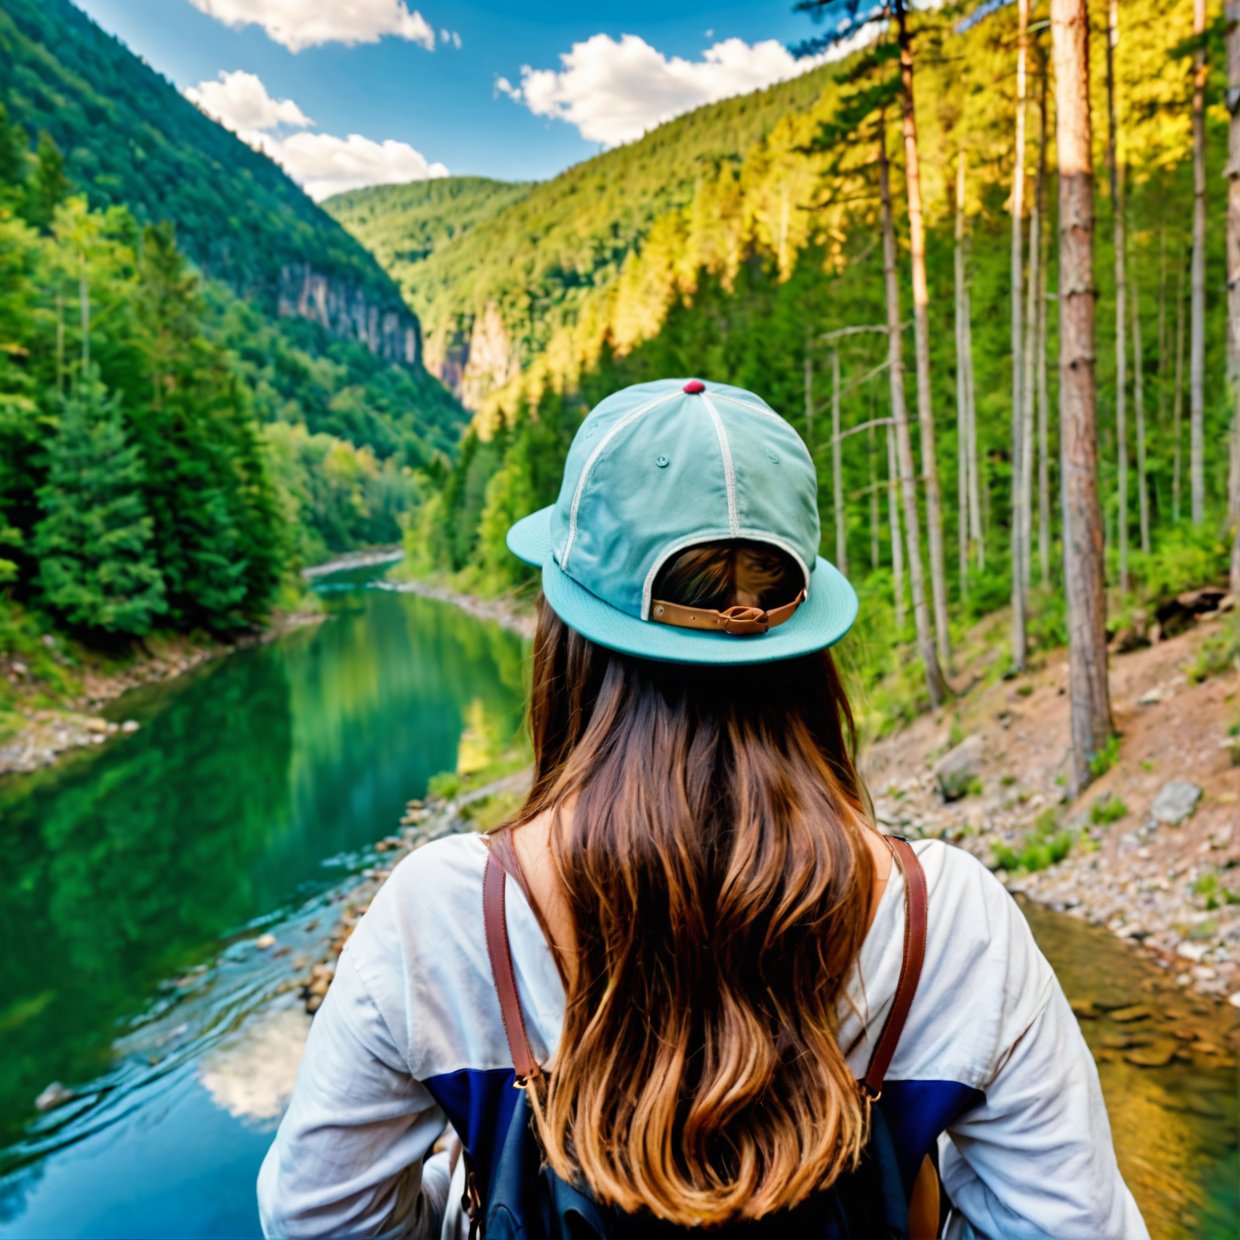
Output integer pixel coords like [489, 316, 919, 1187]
[1150, 781, 1202, 826]
[933, 735, 984, 802]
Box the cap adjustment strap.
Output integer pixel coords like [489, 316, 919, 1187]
[649, 589, 806, 637]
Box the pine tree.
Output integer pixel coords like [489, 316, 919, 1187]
[34, 368, 165, 636]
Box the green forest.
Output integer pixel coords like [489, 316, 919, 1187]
[326, 0, 1239, 753]
[0, 0, 470, 730]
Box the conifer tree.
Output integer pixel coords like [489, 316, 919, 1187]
[34, 368, 165, 636]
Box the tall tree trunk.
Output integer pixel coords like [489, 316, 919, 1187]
[879, 112, 948, 704]
[887, 420, 907, 631]
[1131, 265, 1151, 555]
[1191, 0, 1208, 525]
[1158, 221, 1168, 428]
[1011, 0, 1031, 665]
[1052, 0, 1114, 795]
[955, 150, 972, 592]
[896, 2, 952, 674]
[803, 346, 815, 451]
[965, 266, 984, 570]
[1228, 1, 1240, 591]
[1106, 0, 1129, 589]
[1037, 57, 1054, 585]
[1174, 250, 1187, 522]
[832, 349, 847, 573]
[869, 419, 882, 572]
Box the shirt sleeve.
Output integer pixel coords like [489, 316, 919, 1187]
[257, 943, 452, 1239]
[939, 981, 1149, 1240]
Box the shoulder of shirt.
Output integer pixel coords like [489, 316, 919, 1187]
[885, 837, 1058, 1087]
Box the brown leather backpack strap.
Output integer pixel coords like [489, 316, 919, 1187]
[861, 836, 928, 1099]
[483, 848, 542, 1087]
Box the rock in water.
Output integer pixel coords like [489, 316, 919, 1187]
[1123, 1040, 1178, 1069]
[1150, 781, 1202, 826]
[35, 1081, 75, 1112]
[933, 735, 984, 802]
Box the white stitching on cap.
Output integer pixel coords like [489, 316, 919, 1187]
[700, 392, 739, 538]
[561, 389, 679, 571]
[711, 390, 783, 422]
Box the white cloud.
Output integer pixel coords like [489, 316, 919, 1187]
[438, 27, 462, 48]
[270, 132, 448, 200]
[188, 0, 436, 53]
[501, 34, 827, 147]
[185, 70, 313, 143]
[185, 69, 446, 200]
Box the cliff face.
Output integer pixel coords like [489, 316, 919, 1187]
[424, 302, 518, 409]
[277, 265, 421, 366]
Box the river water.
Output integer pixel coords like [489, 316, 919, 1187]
[0, 578, 1234, 1238]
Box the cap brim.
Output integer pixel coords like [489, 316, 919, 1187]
[506, 506, 858, 665]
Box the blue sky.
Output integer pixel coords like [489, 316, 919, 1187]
[72, 0, 834, 197]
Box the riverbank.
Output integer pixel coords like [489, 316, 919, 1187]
[381, 577, 536, 640]
[0, 609, 324, 777]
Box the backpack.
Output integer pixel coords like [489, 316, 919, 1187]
[468, 836, 930, 1240]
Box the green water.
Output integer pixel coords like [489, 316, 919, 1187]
[0, 583, 528, 1162]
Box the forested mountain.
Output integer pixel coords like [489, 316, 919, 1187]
[326, 178, 533, 316]
[0, 0, 470, 684]
[329, 68, 840, 406]
[0, 0, 419, 364]
[348, 0, 1236, 729]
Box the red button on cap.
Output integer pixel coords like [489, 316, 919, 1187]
[682, 379, 705, 394]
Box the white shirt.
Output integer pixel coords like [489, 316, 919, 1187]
[257, 832, 1148, 1239]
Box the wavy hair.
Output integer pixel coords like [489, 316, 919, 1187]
[501, 540, 875, 1226]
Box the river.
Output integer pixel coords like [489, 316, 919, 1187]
[0, 575, 1234, 1238]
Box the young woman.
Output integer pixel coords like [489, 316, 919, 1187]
[259, 378, 1146, 1239]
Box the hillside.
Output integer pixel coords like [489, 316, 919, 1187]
[0, 0, 419, 365]
[0, 0, 468, 558]
[329, 64, 842, 407]
[325, 177, 533, 317]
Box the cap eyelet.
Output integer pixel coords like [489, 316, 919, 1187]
[767, 450, 780, 463]
[655, 454, 669, 468]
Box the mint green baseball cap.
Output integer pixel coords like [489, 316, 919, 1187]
[506, 377, 857, 664]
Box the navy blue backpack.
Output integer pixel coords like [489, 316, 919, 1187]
[468, 837, 930, 1240]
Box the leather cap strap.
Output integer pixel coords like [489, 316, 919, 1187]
[649, 588, 806, 636]
[483, 850, 542, 1086]
[861, 836, 928, 1099]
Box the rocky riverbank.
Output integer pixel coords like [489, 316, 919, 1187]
[380, 578, 536, 640]
[865, 601, 1239, 1006]
[0, 610, 323, 777]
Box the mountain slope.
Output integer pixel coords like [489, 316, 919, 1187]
[325, 177, 533, 312]
[0, 0, 418, 365]
[328, 65, 842, 406]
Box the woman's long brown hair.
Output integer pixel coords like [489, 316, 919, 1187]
[503, 540, 875, 1226]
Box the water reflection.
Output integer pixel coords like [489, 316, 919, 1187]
[0, 587, 527, 1165]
